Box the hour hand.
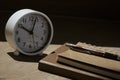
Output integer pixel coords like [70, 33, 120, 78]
[19, 24, 30, 34]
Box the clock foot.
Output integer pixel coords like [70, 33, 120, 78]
[14, 50, 20, 56]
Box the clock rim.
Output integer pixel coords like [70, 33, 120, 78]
[5, 9, 53, 56]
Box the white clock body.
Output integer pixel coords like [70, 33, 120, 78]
[5, 9, 53, 56]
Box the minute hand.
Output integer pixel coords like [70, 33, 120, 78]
[31, 17, 37, 34]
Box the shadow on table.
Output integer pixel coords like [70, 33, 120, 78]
[7, 52, 47, 63]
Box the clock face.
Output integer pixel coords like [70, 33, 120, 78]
[14, 14, 51, 53]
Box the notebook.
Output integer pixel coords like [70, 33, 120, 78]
[57, 42, 120, 79]
[39, 45, 112, 80]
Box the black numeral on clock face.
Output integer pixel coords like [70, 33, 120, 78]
[22, 18, 27, 23]
[23, 42, 26, 46]
[29, 44, 32, 48]
[43, 30, 46, 35]
[41, 22, 44, 28]
[41, 37, 44, 41]
[29, 16, 34, 22]
[36, 42, 38, 47]
[17, 37, 21, 42]
[18, 24, 23, 28]
[15, 30, 19, 35]
[29, 16, 38, 22]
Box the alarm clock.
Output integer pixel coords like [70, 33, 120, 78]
[5, 9, 53, 56]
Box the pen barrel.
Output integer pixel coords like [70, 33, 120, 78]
[104, 52, 119, 60]
[90, 51, 104, 56]
[71, 46, 104, 56]
[68, 44, 120, 61]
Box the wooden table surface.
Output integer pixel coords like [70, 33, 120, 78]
[0, 42, 70, 80]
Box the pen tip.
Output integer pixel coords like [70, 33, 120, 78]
[65, 43, 76, 47]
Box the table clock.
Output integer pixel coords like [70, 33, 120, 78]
[5, 9, 53, 56]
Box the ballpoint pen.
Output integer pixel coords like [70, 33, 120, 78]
[65, 43, 120, 61]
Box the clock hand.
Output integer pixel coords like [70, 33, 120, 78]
[19, 25, 31, 34]
[30, 17, 37, 34]
[31, 35, 35, 48]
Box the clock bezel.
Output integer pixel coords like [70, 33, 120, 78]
[5, 9, 53, 56]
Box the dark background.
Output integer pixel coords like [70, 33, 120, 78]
[0, 0, 120, 47]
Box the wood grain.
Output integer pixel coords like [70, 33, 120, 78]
[0, 42, 69, 80]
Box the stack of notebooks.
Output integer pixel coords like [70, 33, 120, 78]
[39, 42, 120, 80]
